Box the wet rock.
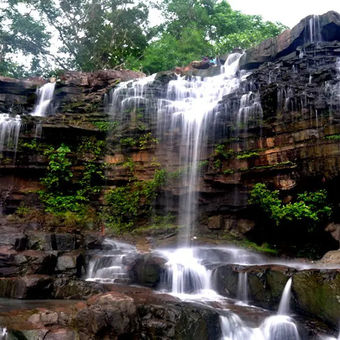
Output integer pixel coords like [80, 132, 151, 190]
[56, 251, 84, 277]
[319, 250, 340, 264]
[0, 275, 53, 299]
[214, 264, 296, 310]
[325, 222, 340, 246]
[130, 254, 167, 287]
[292, 269, 340, 327]
[240, 11, 340, 69]
[53, 279, 105, 300]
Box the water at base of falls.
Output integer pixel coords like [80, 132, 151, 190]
[159, 247, 218, 298]
[31, 82, 56, 117]
[86, 239, 137, 284]
[0, 327, 7, 340]
[220, 314, 301, 340]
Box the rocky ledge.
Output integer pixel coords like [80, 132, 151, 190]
[0, 285, 221, 340]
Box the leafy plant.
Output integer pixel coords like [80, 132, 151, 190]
[249, 183, 332, 229]
[103, 169, 166, 232]
[236, 151, 259, 160]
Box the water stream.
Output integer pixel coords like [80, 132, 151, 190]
[278, 278, 293, 315]
[0, 114, 21, 154]
[31, 82, 56, 117]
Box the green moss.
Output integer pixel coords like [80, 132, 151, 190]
[325, 134, 340, 140]
[236, 151, 259, 159]
[223, 169, 234, 175]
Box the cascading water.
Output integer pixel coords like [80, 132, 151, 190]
[31, 82, 56, 117]
[278, 278, 293, 315]
[86, 239, 137, 284]
[107, 53, 244, 244]
[0, 114, 21, 154]
[236, 272, 248, 303]
[0, 327, 7, 340]
[308, 15, 322, 43]
[159, 247, 217, 297]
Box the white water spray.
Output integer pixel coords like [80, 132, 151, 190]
[278, 278, 293, 315]
[0, 114, 21, 154]
[31, 82, 56, 117]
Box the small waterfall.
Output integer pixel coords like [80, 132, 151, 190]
[87, 239, 137, 284]
[261, 315, 301, 340]
[220, 314, 263, 340]
[219, 314, 301, 340]
[309, 15, 322, 43]
[160, 247, 217, 297]
[0, 114, 21, 154]
[237, 272, 248, 303]
[31, 82, 56, 117]
[278, 278, 292, 315]
[237, 91, 263, 131]
[0, 327, 7, 340]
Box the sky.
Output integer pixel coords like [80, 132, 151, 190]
[227, 0, 340, 28]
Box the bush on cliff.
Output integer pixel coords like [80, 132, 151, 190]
[249, 183, 332, 229]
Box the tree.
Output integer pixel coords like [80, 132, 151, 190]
[135, 0, 286, 73]
[24, 0, 150, 71]
[0, 1, 50, 77]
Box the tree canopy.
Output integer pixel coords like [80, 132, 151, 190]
[0, 0, 287, 77]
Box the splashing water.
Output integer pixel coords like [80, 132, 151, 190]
[278, 278, 293, 315]
[0, 327, 7, 340]
[86, 239, 137, 284]
[159, 247, 218, 298]
[31, 82, 56, 117]
[0, 114, 21, 154]
[220, 314, 301, 340]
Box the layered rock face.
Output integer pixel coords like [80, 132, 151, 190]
[0, 12, 340, 247]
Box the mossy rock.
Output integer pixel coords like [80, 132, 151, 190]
[292, 269, 340, 327]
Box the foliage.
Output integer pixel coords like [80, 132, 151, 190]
[1, 0, 286, 76]
[39, 140, 104, 215]
[92, 121, 118, 132]
[0, 1, 50, 77]
[139, 132, 159, 150]
[236, 151, 259, 159]
[136, 0, 286, 73]
[325, 134, 340, 140]
[214, 144, 235, 159]
[249, 183, 332, 229]
[103, 169, 166, 232]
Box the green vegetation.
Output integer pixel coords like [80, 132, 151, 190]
[236, 151, 259, 160]
[214, 144, 235, 159]
[103, 169, 166, 232]
[325, 134, 340, 140]
[92, 121, 118, 132]
[38, 139, 104, 229]
[1, 1, 286, 76]
[249, 183, 332, 229]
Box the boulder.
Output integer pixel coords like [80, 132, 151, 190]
[56, 250, 84, 277]
[292, 269, 340, 327]
[319, 250, 340, 264]
[130, 253, 167, 287]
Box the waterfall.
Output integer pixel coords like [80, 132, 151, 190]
[309, 15, 322, 43]
[278, 278, 293, 315]
[86, 239, 137, 284]
[0, 114, 21, 154]
[159, 247, 217, 297]
[237, 272, 248, 303]
[219, 314, 301, 340]
[31, 82, 56, 117]
[0, 327, 7, 340]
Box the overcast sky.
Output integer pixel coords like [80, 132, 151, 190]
[227, 0, 340, 27]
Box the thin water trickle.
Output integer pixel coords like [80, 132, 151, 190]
[31, 82, 56, 117]
[237, 272, 248, 303]
[0, 327, 7, 340]
[278, 278, 292, 315]
[0, 114, 21, 154]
